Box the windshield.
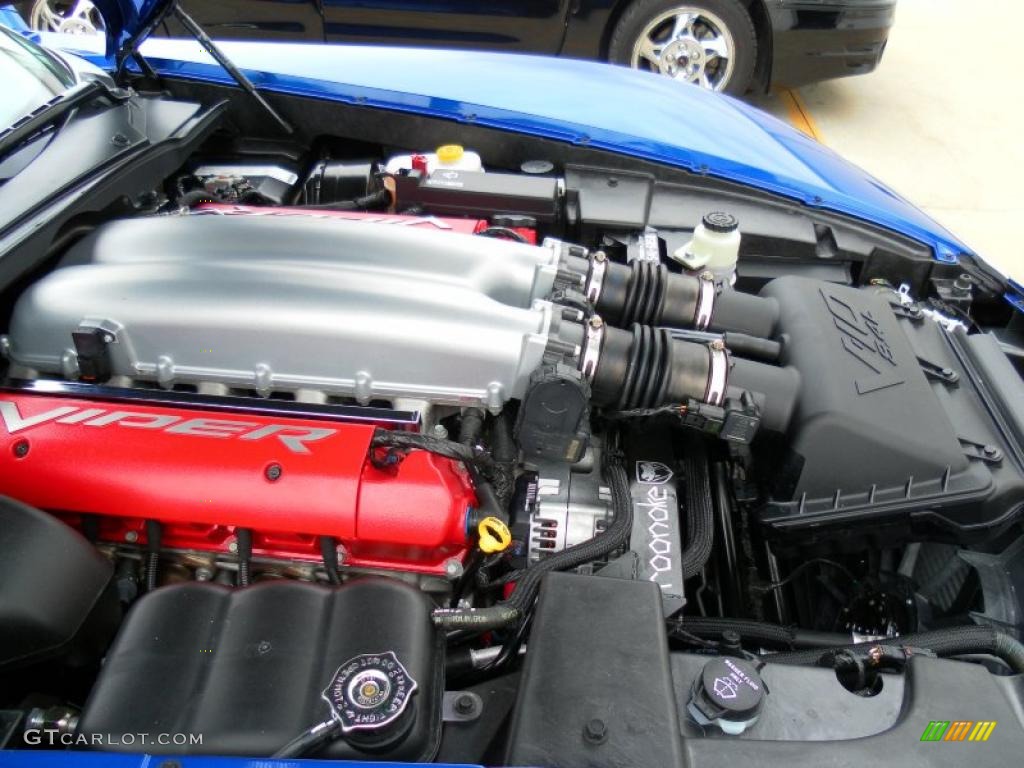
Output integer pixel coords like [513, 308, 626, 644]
[0, 27, 76, 130]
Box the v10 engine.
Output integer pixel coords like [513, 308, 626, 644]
[0, 386, 476, 576]
[2, 207, 1021, 592]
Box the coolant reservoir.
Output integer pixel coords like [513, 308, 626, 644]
[385, 144, 484, 175]
[672, 212, 741, 284]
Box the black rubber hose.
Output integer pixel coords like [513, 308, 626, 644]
[459, 407, 486, 446]
[711, 288, 779, 339]
[297, 188, 390, 211]
[236, 528, 253, 587]
[144, 520, 162, 592]
[433, 452, 632, 631]
[764, 624, 1024, 673]
[320, 536, 342, 585]
[681, 441, 714, 580]
[673, 616, 848, 650]
[595, 261, 780, 338]
[592, 325, 713, 410]
[722, 332, 782, 363]
[272, 719, 340, 759]
[476, 226, 529, 243]
[489, 411, 516, 508]
[711, 463, 743, 615]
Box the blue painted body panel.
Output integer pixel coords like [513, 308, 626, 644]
[60, 32, 973, 267]
[0, 753, 478, 768]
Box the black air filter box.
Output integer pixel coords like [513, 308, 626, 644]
[77, 578, 443, 760]
[753, 277, 1024, 544]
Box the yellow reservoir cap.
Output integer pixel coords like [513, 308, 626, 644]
[436, 144, 465, 165]
[477, 516, 512, 554]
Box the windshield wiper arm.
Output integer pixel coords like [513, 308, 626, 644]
[0, 80, 110, 161]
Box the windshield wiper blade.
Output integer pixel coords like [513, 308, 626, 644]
[0, 80, 110, 161]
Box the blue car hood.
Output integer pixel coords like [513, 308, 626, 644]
[93, 0, 171, 57]
[105, 37, 971, 264]
[25, 4, 988, 272]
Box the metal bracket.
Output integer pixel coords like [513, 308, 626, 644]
[959, 437, 1003, 464]
[916, 355, 959, 385]
[442, 691, 483, 722]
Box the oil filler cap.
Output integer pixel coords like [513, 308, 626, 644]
[687, 656, 766, 735]
[323, 651, 418, 744]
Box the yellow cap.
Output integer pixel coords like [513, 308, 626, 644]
[477, 516, 512, 554]
[436, 144, 464, 165]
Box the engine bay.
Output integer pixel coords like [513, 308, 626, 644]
[2, 119, 1024, 765]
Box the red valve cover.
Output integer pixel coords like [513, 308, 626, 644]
[0, 391, 474, 575]
[195, 204, 538, 243]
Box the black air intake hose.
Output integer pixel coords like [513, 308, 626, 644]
[592, 325, 720, 410]
[680, 441, 714, 580]
[433, 452, 633, 631]
[595, 261, 779, 338]
[764, 624, 1024, 673]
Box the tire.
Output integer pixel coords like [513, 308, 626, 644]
[608, 0, 758, 96]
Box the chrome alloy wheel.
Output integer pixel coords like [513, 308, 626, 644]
[630, 7, 735, 91]
[29, 0, 105, 35]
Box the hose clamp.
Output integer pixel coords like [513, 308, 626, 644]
[694, 271, 716, 331]
[581, 316, 605, 383]
[585, 252, 607, 305]
[705, 340, 728, 406]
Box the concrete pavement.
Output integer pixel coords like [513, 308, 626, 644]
[753, 0, 1022, 282]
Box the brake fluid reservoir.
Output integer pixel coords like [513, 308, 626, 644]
[672, 212, 741, 284]
[384, 144, 484, 175]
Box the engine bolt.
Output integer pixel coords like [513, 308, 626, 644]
[432, 423, 449, 440]
[710, 338, 726, 352]
[700, 270, 715, 282]
[454, 694, 477, 715]
[593, 250, 607, 263]
[12, 440, 29, 458]
[588, 315, 604, 330]
[265, 463, 283, 481]
[444, 558, 464, 580]
[983, 445, 999, 457]
[336, 544, 349, 566]
[124, 531, 138, 543]
[227, 539, 238, 554]
[583, 718, 608, 744]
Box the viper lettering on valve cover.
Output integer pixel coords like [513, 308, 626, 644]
[0, 399, 337, 454]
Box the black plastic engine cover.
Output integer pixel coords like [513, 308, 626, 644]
[750, 277, 1024, 543]
[77, 578, 443, 760]
[0, 496, 115, 670]
[504, 571, 683, 768]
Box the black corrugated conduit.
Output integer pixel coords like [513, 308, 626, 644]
[681, 440, 714, 580]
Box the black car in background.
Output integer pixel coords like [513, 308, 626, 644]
[18, 0, 896, 95]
